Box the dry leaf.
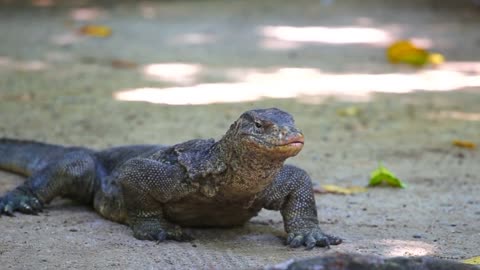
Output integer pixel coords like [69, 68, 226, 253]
[452, 140, 477, 149]
[321, 185, 367, 195]
[428, 53, 444, 66]
[462, 256, 480, 265]
[111, 59, 138, 69]
[387, 40, 444, 67]
[79, 24, 112, 37]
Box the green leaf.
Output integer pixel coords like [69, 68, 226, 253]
[368, 165, 406, 188]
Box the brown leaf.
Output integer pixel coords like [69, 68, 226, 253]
[111, 59, 138, 69]
[78, 24, 112, 37]
[320, 185, 367, 195]
[452, 140, 477, 149]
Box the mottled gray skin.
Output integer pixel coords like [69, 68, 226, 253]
[0, 108, 341, 249]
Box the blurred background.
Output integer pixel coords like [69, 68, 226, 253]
[1, 0, 479, 108]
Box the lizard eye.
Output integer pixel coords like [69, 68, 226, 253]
[254, 121, 263, 129]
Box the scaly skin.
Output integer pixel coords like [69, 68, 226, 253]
[0, 108, 341, 249]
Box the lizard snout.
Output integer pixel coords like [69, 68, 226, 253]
[278, 127, 304, 146]
[283, 132, 304, 145]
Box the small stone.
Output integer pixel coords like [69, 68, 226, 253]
[69, 228, 78, 232]
[413, 234, 422, 239]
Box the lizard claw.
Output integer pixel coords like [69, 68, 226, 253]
[2, 202, 15, 216]
[0, 187, 43, 216]
[132, 219, 193, 243]
[155, 231, 167, 243]
[286, 228, 342, 250]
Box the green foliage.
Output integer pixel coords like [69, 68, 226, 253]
[368, 164, 406, 188]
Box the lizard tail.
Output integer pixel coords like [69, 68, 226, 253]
[0, 138, 66, 176]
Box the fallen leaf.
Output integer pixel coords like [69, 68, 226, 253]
[452, 140, 476, 149]
[428, 53, 444, 66]
[463, 256, 480, 265]
[0, 93, 34, 102]
[79, 24, 112, 37]
[368, 164, 406, 188]
[313, 185, 327, 194]
[321, 185, 367, 195]
[111, 59, 138, 69]
[386, 40, 444, 67]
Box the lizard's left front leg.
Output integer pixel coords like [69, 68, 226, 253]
[261, 165, 342, 249]
[116, 158, 195, 242]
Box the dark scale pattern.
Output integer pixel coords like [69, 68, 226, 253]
[0, 108, 341, 249]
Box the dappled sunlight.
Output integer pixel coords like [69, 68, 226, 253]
[115, 66, 480, 105]
[409, 38, 433, 49]
[139, 3, 157, 19]
[260, 39, 302, 50]
[169, 33, 216, 45]
[50, 33, 81, 47]
[379, 240, 436, 257]
[142, 63, 203, 85]
[0, 56, 48, 71]
[115, 85, 266, 105]
[260, 25, 395, 47]
[440, 61, 480, 74]
[427, 111, 480, 121]
[70, 8, 104, 21]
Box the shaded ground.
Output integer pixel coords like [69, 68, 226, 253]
[0, 0, 479, 269]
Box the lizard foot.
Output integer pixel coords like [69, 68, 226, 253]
[0, 186, 43, 216]
[287, 227, 342, 250]
[131, 218, 193, 242]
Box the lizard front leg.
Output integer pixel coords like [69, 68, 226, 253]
[117, 158, 195, 242]
[261, 165, 342, 249]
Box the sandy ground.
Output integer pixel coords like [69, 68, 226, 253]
[0, 0, 479, 269]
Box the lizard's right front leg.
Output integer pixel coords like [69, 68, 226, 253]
[117, 158, 195, 242]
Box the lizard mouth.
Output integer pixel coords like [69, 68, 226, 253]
[247, 134, 304, 148]
[245, 134, 304, 157]
[277, 135, 304, 147]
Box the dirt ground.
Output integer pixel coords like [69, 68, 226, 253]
[0, 0, 479, 269]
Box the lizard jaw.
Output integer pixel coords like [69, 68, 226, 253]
[278, 134, 304, 147]
[273, 140, 304, 156]
[245, 134, 304, 158]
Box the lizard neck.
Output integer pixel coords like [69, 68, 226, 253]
[212, 133, 286, 197]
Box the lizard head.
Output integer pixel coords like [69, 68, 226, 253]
[229, 108, 304, 159]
